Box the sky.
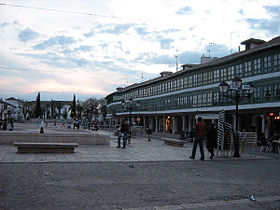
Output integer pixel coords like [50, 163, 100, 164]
[0, 0, 279, 101]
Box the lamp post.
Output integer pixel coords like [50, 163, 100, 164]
[219, 76, 254, 157]
[121, 98, 140, 126]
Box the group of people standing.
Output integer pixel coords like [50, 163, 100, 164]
[116, 119, 153, 149]
[189, 117, 217, 160]
[116, 117, 217, 160]
[0, 118, 14, 131]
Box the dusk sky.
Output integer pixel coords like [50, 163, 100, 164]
[0, 0, 279, 101]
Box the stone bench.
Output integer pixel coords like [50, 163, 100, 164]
[14, 142, 79, 153]
[163, 138, 187, 147]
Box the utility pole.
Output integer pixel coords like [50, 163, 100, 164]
[174, 49, 178, 72]
[208, 43, 214, 57]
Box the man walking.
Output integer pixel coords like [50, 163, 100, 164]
[117, 119, 128, 148]
[189, 117, 207, 160]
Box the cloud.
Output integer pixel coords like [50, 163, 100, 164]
[0, 22, 9, 27]
[18, 28, 39, 42]
[178, 51, 202, 64]
[17, 52, 88, 68]
[176, 6, 193, 15]
[101, 23, 134, 35]
[84, 31, 94, 38]
[33, 35, 76, 50]
[76, 45, 93, 52]
[134, 53, 175, 67]
[135, 27, 149, 35]
[158, 38, 174, 50]
[245, 5, 280, 36]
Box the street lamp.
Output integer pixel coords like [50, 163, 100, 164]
[218, 76, 254, 157]
[121, 98, 140, 126]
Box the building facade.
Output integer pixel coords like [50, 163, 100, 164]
[105, 36, 280, 138]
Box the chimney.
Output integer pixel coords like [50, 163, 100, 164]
[160, 71, 173, 78]
[241, 38, 266, 50]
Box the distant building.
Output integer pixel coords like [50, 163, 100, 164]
[0, 98, 16, 121]
[105, 36, 280, 138]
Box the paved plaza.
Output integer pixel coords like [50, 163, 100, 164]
[0, 123, 279, 210]
[0, 122, 264, 163]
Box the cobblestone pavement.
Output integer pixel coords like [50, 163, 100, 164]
[0, 123, 279, 209]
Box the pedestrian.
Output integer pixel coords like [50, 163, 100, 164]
[145, 122, 152, 141]
[206, 123, 217, 159]
[94, 122, 99, 131]
[117, 119, 128, 148]
[9, 118, 14, 131]
[189, 117, 207, 160]
[2, 119, 7, 131]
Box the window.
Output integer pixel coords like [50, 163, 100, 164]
[193, 74, 198, 86]
[193, 95, 198, 107]
[213, 92, 218, 105]
[203, 72, 208, 85]
[213, 70, 220, 82]
[189, 96, 193, 107]
[254, 58, 261, 75]
[264, 85, 272, 97]
[273, 84, 280, 97]
[197, 94, 202, 107]
[208, 71, 213, 84]
[244, 61, 252, 77]
[172, 80, 176, 91]
[236, 64, 243, 77]
[198, 73, 202, 86]
[168, 82, 171, 92]
[264, 56, 271, 73]
[253, 87, 261, 102]
[274, 54, 280, 71]
[221, 68, 227, 81]
[188, 76, 193, 88]
[202, 93, 207, 106]
[207, 92, 212, 106]
[184, 77, 188, 88]
[228, 66, 234, 80]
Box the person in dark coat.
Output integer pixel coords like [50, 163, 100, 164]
[206, 123, 217, 159]
[2, 119, 7, 131]
[117, 119, 128, 148]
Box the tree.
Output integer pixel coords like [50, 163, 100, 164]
[98, 99, 107, 119]
[70, 94, 76, 119]
[83, 97, 98, 121]
[35, 92, 42, 118]
[76, 101, 83, 119]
